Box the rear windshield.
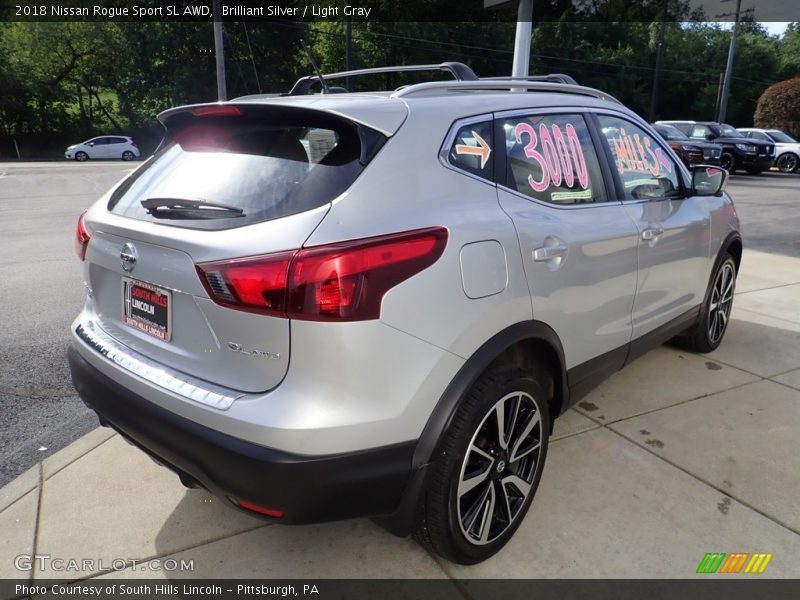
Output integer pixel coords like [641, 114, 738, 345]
[108, 108, 385, 230]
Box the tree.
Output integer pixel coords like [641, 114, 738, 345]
[777, 22, 800, 79]
[754, 77, 800, 138]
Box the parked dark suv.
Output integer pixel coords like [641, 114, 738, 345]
[658, 121, 774, 174]
[652, 123, 722, 168]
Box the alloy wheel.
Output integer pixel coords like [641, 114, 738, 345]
[457, 391, 543, 545]
[777, 153, 798, 173]
[708, 261, 735, 345]
[720, 154, 734, 172]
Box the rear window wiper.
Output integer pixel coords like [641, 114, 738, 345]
[141, 198, 245, 219]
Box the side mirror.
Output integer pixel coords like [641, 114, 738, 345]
[705, 134, 714, 141]
[691, 165, 728, 196]
[88, 142, 95, 147]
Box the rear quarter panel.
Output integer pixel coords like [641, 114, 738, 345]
[303, 103, 533, 359]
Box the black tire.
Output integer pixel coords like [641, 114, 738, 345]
[776, 152, 799, 173]
[680, 253, 737, 353]
[745, 168, 762, 175]
[75, 151, 88, 161]
[719, 152, 735, 173]
[122, 150, 135, 161]
[414, 365, 551, 564]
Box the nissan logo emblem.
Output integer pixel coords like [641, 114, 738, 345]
[120, 243, 138, 273]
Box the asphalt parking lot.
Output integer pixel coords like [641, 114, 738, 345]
[1, 161, 799, 580]
[0, 162, 798, 488]
[728, 172, 800, 257]
[0, 162, 135, 486]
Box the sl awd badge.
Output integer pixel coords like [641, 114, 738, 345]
[227, 342, 281, 360]
[120, 243, 138, 273]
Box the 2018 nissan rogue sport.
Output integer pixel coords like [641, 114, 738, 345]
[69, 63, 741, 564]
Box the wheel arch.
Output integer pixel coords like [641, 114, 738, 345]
[721, 231, 742, 273]
[375, 320, 568, 537]
[416, 321, 567, 468]
[696, 231, 741, 321]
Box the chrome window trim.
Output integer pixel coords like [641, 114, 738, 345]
[498, 184, 622, 211]
[493, 105, 594, 120]
[76, 320, 244, 410]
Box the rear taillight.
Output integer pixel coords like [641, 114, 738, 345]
[196, 227, 448, 321]
[75, 210, 91, 261]
[196, 251, 294, 317]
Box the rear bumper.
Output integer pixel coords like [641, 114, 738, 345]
[68, 345, 414, 524]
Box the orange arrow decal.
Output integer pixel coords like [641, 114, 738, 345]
[455, 131, 492, 169]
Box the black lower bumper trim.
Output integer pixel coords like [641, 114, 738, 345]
[739, 157, 774, 169]
[68, 346, 414, 524]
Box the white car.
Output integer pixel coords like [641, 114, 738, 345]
[738, 128, 800, 173]
[65, 136, 140, 161]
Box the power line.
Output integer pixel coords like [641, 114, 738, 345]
[259, 19, 783, 89]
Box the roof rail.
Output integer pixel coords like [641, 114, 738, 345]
[392, 80, 622, 104]
[288, 62, 478, 95]
[482, 74, 579, 86]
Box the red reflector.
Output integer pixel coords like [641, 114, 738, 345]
[193, 105, 242, 117]
[75, 210, 91, 261]
[234, 498, 284, 518]
[196, 227, 448, 321]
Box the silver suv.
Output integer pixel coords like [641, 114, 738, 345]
[69, 63, 741, 564]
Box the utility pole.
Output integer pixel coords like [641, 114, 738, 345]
[717, 0, 742, 123]
[512, 0, 533, 78]
[649, 0, 669, 122]
[212, 0, 227, 101]
[345, 0, 353, 90]
[483, 0, 533, 78]
[714, 72, 725, 120]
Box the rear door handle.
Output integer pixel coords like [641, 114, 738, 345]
[533, 244, 568, 262]
[641, 226, 664, 241]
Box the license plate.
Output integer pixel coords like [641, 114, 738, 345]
[122, 278, 172, 342]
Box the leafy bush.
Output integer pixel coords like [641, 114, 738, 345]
[754, 77, 800, 138]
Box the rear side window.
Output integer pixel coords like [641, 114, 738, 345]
[447, 120, 493, 181]
[108, 109, 385, 231]
[597, 115, 682, 201]
[500, 113, 607, 204]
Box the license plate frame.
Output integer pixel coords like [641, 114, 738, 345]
[122, 277, 172, 342]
